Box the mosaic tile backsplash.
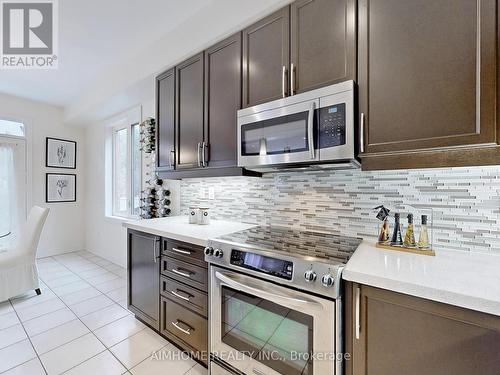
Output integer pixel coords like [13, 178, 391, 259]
[180, 166, 500, 253]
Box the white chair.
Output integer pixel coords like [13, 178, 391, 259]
[0, 206, 49, 302]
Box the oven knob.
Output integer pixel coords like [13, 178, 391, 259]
[204, 246, 214, 256]
[214, 249, 224, 258]
[321, 274, 335, 288]
[304, 270, 317, 282]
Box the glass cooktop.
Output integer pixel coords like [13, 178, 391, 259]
[214, 226, 362, 265]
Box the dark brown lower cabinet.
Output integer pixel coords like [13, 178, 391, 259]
[159, 238, 208, 366]
[346, 283, 500, 375]
[127, 230, 160, 330]
[160, 297, 208, 365]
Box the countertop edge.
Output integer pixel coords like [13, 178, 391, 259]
[123, 221, 208, 247]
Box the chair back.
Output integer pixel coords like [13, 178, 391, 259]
[18, 206, 49, 256]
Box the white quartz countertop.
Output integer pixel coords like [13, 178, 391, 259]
[123, 216, 256, 247]
[343, 241, 500, 317]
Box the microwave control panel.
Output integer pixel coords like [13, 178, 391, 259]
[318, 103, 346, 148]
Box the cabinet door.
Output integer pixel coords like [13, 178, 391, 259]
[156, 69, 175, 170]
[204, 33, 242, 168]
[127, 230, 160, 330]
[351, 284, 500, 375]
[290, 0, 356, 94]
[359, 0, 498, 156]
[242, 7, 290, 108]
[176, 53, 204, 170]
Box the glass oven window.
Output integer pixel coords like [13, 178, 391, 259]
[221, 286, 313, 375]
[241, 111, 310, 156]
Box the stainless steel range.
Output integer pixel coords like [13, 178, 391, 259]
[204, 226, 361, 375]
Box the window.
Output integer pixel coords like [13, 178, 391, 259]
[0, 119, 25, 137]
[0, 118, 27, 250]
[107, 108, 142, 219]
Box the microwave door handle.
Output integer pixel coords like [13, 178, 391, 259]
[215, 271, 323, 311]
[308, 102, 315, 159]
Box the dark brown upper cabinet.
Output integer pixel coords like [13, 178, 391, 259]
[359, 0, 499, 170]
[243, 7, 290, 108]
[175, 53, 204, 170]
[156, 69, 175, 171]
[204, 33, 242, 168]
[290, 0, 356, 94]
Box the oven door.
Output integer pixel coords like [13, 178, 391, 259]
[210, 266, 336, 375]
[238, 99, 320, 168]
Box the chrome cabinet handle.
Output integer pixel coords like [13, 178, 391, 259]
[215, 271, 323, 311]
[290, 63, 295, 96]
[355, 285, 361, 340]
[281, 66, 287, 98]
[153, 237, 160, 263]
[171, 247, 191, 255]
[169, 150, 175, 168]
[171, 320, 193, 335]
[201, 142, 208, 167]
[308, 102, 315, 159]
[360, 113, 365, 154]
[197, 142, 201, 167]
[172, 268, 192, 278]
[170, 290, 191, 302]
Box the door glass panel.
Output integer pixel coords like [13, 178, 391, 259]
[221, 286, 313, 375]
[241, 111, 310, 156]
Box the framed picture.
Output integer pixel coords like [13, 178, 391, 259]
[46, 137, 77, 169]
[46, 173, 77, 203]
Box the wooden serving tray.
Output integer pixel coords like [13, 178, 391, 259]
[376, 242, 436, 256]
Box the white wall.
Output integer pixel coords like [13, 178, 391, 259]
[84, 98, 154, 267]
[0, 93, 85, 257]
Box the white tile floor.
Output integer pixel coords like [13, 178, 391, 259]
[0, 251, 207, 375]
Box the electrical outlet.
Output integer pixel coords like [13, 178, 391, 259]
[208, 187, 215, 200]
[199, 186, 206, 199]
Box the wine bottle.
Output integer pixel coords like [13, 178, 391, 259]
[418, 215, 430, 249]
[158, 198, 171, 206]
[391, 213, 403, 246]
[403, 214, 416, 247]
[158, 189, 170, 197]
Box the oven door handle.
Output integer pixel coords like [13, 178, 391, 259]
[308, 102, 315, 159]
[215, 271, 323, 311]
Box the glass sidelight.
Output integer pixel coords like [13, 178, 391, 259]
[221, 286, 313, 375]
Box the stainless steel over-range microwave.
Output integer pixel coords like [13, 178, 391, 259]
[237, 80, 358, 172]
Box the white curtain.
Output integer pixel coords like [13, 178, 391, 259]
[0, 142, 20, 250]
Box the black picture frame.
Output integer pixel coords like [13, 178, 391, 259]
[46, 137, 77, 169]
[46, 173, 77, 203]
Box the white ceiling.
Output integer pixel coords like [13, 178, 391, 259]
[0, 0, 290, 125]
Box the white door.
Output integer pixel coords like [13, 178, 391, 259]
[0, 136, 27, 250]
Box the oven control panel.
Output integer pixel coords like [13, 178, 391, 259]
[206, 240, 345, 299]
[319, 103, 346, 149]
[230, 250, 293, 280]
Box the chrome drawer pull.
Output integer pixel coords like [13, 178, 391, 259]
[171, 320, 193, 335]
[171, 290, 191, 302]
[171, 247, 192, 255]
[172, 268, 192, 278]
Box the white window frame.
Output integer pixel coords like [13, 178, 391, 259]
[105, 107, 142, 220]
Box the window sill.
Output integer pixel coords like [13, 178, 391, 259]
[104, 215, 139, 225]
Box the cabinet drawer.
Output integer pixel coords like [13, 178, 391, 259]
[160, 276, 207, 317]
[163, 239, 206, 267]
[161, 297, 208, 354]
[161, 256, 208, 291]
